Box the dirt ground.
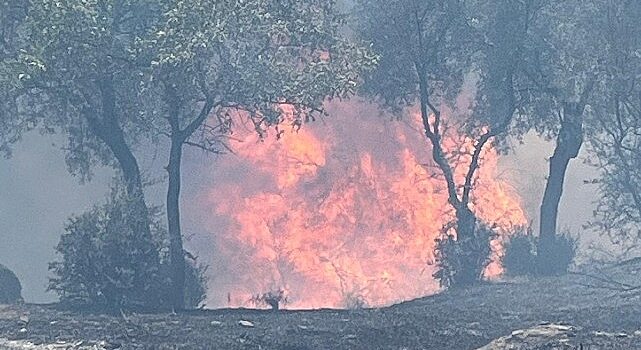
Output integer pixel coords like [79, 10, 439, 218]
[1, 261, 641, 349]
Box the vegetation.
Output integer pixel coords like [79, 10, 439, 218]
[355, 0, 531, 286]
[502, 230, 537, 277]
[502, 228, 576, 277]
[138, 0, 377, 309]
[0, 263, 22, 304]
[249, 290, 288, 311]
[433, 224, 496, 288]
[3, 0, 375, 310]
[48, 186, 207, 311]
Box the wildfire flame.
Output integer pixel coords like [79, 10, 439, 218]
[202, 100, 526, 309]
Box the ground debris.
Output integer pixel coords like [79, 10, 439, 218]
[477, 323, 641, 350]
[0, 338, 111, 350]
[238, 320, 254, 328]
[2, 262, 641, 349]
[477, 324, 577, 349]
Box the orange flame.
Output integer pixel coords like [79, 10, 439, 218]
[203, 101, 526, 309]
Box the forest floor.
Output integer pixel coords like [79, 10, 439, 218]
[1, 260, 641, 350]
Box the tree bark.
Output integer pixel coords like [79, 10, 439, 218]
[453, 205, 479, 284]
[167, 136, 186, 310]
[163, 85, 216, 310]
[85, 76, 161, 308]
[537, 102, 584, 274]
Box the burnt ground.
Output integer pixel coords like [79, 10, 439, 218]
[1, 261, 641, 349]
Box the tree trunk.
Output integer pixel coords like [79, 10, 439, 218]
[161, 85, 215, 311]
[453, 205, 478, 285]
[167, 136, 186, 310]
[537, 102, 584, 274]
[86, 76, 161, 308]
[92, 77, 155, 244]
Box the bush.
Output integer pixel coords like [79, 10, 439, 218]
[0, 263, 22, 304]
[502, 229, 536, 276]
[49, 188, 208, 311]
[433, 223, 496, 288]
[182, 260, 208, 309]
[501, 228, 577, 277]
[536, 231, 577, 276]
[250, 290, 288, 310]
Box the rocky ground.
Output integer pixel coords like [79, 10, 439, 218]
[1, 261, 641, 350]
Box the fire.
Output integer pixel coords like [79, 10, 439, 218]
[202, 100, 527, 309]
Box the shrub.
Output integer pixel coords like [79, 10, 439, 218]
[182, 260, 208, 309]
[502, 228, 536, 276]
[433, 223, 496, 288]
[536, 231, 577, 276]
[0, 263, 22, 304]
[49, 188, 208, 311]
[250, 290, 288, 310]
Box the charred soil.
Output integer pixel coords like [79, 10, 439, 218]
[1, 262, 641, 349]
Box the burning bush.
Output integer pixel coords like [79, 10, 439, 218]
[502, 228, 536, 276]
[433, 223, 496, 288]
[342, 292, 368, 310]
[49, 187, 207, 311]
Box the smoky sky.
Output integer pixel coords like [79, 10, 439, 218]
[0, 126, 600, 304]
[0, 133, 112, 302]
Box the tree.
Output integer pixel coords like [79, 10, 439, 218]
[7, 0, 374, 310]
[355, 0, 530, 286]
[587, 1, 641, 249]
[513, 0, 604, 273]
[0, 0, 30, 156]
[136, 0, 376, 309]
[21, 0, 164, 306]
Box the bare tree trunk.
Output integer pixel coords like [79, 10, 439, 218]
[167, 136, 186, 310]
[163, 85, 216, 310]
[537, 102, 584, 274]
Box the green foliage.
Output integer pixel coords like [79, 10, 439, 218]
[16, 0, 159, 179]
[433, 223, 496, 289]
[586, 2, 641, 247]
[17, 0, 373, 312]
[0, 0, 34, 157]
[136, 0, 377, 141]
[14, 0, 376, 175]
[510, 0, 607, 142]
[354, 0, 472, 109]
[502, 229, 536, 277]
[49, 188, 164, 310]
[49, 187, 208, 310]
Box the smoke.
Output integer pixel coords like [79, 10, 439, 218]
[0, 132, 112, 302]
